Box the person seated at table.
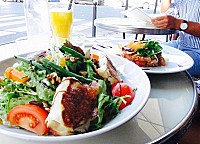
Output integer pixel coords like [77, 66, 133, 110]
[151, 0, 200, 77]
[160, 0, 179, 40]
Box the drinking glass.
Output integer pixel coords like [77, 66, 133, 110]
[69, 32, 85, 49]
[23, 0, 51, 37]
[55, 32, 85, 50]
[49, 2, 73, 41]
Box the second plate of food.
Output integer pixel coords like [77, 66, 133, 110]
[93, 39, 194, 74]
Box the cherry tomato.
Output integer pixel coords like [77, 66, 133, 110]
[7, 104, 48, 135]
[111, 82, 135, 110]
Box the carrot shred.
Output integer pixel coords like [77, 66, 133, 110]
[5, 67, 13, 79]
[91, 53, 99, 61]
[5, 67, 29, 83]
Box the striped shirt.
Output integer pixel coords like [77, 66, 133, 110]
[171, 0, 200, 50]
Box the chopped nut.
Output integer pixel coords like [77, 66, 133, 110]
[46, 72, 61, 84]
[70, 57, 77, 62]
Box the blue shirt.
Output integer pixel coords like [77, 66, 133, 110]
[171, 0, 200, 50]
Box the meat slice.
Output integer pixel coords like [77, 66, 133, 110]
[63, 41, 85, 55]
[45, 77, 99, 136]
[94, 53, 121, 84]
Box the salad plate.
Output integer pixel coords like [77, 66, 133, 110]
[0, 52, 150, 143]
[94, 39, 194, 74]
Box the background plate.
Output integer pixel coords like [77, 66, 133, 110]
[94, 39, 194, 74]
[143, 44, 194, 74]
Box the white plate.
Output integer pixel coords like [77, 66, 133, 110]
[0, 53, 150, 143]
[93, 39, 194, 74]
[143, 44, 194, 74]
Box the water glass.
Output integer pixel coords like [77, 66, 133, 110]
[24, 0, 51, 37]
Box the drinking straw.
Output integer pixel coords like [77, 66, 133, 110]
[68, 0, 73, 10]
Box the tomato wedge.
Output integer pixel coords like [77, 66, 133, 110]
[111, 82, 135, 110]
[7, 104, 48, 135]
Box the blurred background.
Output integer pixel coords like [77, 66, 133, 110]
[0, 0, 163, 45]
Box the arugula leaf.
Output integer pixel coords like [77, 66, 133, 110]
[89, 80, 120, 130]
[136, 41, 163, 57]
[85, 60, 100, 80]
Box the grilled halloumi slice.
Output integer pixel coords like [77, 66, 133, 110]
[45, 77, 99, 136]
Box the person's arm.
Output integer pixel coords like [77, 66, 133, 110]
[161, 0, 172, 13]
[151, 15, 200, 37]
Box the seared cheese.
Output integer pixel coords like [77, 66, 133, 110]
[45, 79, 73, 136]
[45, 77, 99, 136]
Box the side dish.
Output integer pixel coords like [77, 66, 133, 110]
[121, 40, 166, 67]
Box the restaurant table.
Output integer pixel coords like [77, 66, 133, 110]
[0, 41, 198, 144]
[94, 18, 179, 41]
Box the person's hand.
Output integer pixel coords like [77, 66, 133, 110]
[151, 15, 181, 29]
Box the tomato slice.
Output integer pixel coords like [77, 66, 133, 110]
[135, 60, 146, 67]
[7, 104, 48, 135]
[111, 82, 135, 110]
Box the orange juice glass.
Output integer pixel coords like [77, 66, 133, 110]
[49, 3, 73, 39]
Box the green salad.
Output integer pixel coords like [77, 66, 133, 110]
[0, 43, 136, 136]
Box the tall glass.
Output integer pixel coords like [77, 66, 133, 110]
[23, 0, 51, 37]
[49, 2, 73, 43]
